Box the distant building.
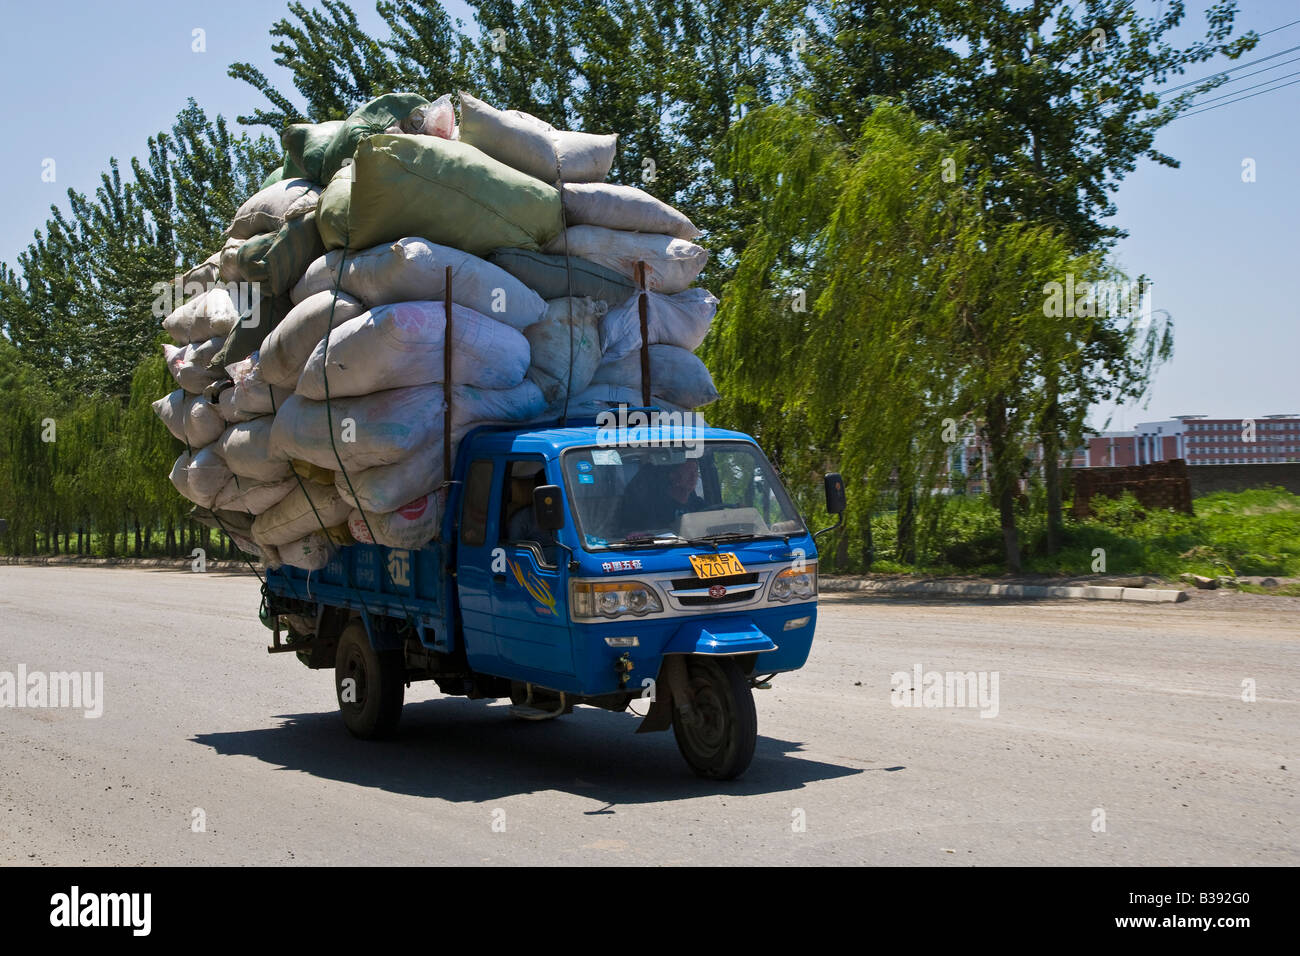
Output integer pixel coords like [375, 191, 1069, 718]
[1081, 415, 1300, 467]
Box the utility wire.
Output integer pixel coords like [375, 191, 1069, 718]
[1159, 42, 1300, 96]
[1177, 74, 1300, 118]
[1160, 52, 1300, 99]
[1255, 17, 1300, 40]
[1183, 66, 1300, 108]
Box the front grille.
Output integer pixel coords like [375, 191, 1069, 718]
[677, 589, 754, 607]
[669, 571, 761, 607]
[669, 572, 758, 590]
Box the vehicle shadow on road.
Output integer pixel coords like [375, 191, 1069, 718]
[191, 697, 863, 804]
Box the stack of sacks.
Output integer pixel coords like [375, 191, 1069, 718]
[150, 90, 720, 569]
[455, 93, 718, 417]
[267, 298, 545, 549]
[150, 174, 327, 568]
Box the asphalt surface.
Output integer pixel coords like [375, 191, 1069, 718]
[1, 566, 1295, 865]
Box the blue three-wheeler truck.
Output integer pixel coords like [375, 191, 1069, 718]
[263, 415, 845, 779]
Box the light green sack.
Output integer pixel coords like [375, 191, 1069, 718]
[320, 93, 428, 183]
[236, 211, 325, 295]
[208, 293, 295, 370]
[283, 120, 344, 184]
[342, 134, 562, 255]
[259, 162, 288, 190]
[315, 165, 353, 250]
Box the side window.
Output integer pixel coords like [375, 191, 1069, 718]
[500, 459, 546, 544]
[460, 460, 494, 546]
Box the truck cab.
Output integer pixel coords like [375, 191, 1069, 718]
[264, 416, 845, 779]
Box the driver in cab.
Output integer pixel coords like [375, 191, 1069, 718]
[618, 458, 704, 535]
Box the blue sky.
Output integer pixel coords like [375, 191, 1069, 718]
[0, 0, 1295, 429]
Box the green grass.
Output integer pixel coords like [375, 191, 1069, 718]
[865, 486, 1300, 580]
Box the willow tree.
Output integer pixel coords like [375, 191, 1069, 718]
[710, 101, 1122, 571]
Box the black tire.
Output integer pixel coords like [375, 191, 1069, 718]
[671, 657, 757, 780]
[334, 622, 405, 739]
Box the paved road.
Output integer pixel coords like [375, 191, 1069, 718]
[1, 566, 1295, 865]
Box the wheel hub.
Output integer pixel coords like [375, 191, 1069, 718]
[342, 646, 368, 709]
[681, 679, 728, 754]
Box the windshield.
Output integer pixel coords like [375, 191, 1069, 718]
[561, 441, 806, 551]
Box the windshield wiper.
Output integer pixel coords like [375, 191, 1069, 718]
[696, 532, 773, 544]
[607, 532, 718, 550]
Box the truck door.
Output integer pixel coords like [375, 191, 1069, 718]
[454, 458, 500, 670]
[488, 457, 574, 677]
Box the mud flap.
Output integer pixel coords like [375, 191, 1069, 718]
[637, 694, 674, 733]
[636, 654, 689, 734]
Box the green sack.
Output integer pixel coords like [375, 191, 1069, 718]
[259, 163, 288, 190]
[489, 248, 636, 303]
[208, 292, 295, 370]
[320, 93, 428, 183]
[343, 134, 562, 255]
[234, 232, 275, 282]
[315, 166, 353, 251]
[283, 120, 344, 184]
[236, 211, 325, 296]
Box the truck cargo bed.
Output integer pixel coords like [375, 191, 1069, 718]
[267, 542, 453, 650]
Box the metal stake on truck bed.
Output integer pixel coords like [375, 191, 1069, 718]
[636, 260, 651, 407]
[444, 264, 453, 487]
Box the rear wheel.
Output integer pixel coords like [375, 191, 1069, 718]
[334, 622, 404, 739]
[671, 657, 756, 780]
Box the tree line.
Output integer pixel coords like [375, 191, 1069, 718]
[0, 0, 1256, 568]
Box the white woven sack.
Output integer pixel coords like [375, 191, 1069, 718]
[216, 418, 293, 483]
[598, 287, 718, 360]
[259, 289, 365, 389]
[334, 443, 443, 513]
[268, 386, 445, 472]
[251, 480, 352, 547]
[228, 179, 320, 240]
[543, 225, 707, 294]
[292, 239, 545, 331]
[525, 297, 604, 406]
[161, 286, 240, 344]
[458, 91, 616, 185]
[562, 183, 700, 239]
[212, 475, 297, 515]
[296, 300, 529, 399]
[347, 492, 442, 549]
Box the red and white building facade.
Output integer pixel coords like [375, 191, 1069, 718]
[1081, 415, 1300, 467]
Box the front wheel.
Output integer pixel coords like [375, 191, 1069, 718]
[671, 657, 757, 780]
[334, 621, 404, 739]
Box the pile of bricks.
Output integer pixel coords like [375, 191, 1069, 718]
[1071, 459, 1194, 518]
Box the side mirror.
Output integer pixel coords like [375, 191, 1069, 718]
[824, 473, 846, 515]
[533, 484, 565, 531]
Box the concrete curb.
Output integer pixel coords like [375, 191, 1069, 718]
[821, 578, 1188, 603]
[0, 555, 254, 572]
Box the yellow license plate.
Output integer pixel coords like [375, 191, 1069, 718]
[689, 552, 746, 579]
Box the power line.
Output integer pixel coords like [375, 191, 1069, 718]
[1160, 52, 1300, 99]
[1160, 42, 1300, 96]
[1177, 74, 1300, 118]
[1185, 66, 1300, 108]
[1255, 17, 1300, 40]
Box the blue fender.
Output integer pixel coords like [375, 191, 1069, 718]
[663, 615, 777, 656]
[358, 610, 404, 652]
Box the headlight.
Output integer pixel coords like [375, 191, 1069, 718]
[767, 562, 817, 602]
[571, 580, 664, 619]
